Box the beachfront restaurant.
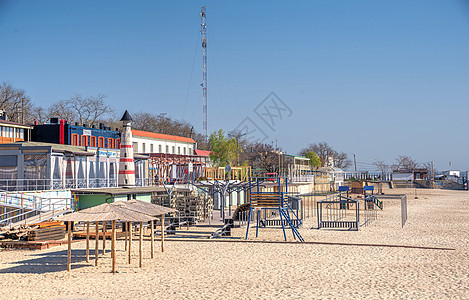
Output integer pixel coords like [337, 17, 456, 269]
[0, 142, 149, 192]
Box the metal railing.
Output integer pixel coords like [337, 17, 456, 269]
[0, 177, 124, 192]
[0, 196, 74, 228]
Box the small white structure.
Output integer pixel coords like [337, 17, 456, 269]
[131, 129, 195, 155]
[118, 110, 135, 186]
[442, 170, 460, 178]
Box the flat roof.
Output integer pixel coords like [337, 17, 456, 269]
[0, 119, 33, 129]
[72, 186, 166, 195]
[4, 141, 93, 156]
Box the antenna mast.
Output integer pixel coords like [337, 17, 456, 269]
[201, 5, 207, 140]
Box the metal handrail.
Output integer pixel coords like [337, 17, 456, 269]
[0, 196, 73, 228]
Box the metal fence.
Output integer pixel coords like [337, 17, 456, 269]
[317, 193, 360, 230]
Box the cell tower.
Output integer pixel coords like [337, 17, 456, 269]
[201, 5, 207, 140]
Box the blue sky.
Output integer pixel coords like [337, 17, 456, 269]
[1, 0, 469, 171]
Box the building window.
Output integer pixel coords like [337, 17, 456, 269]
[116, 139, 121, 149]
[81, 135, 88, 147]
[166, 145, 169, 154]
[90, 136, 97, 147]
[184, 147, 186, 155]
[98, 137, 105, 148]
[142, 143, 146, 153]
[0, 126, 3, 137]
[178, 147, 180, 154]
[19, 129, 24, 139]
[172, 146, 175, 154]
[108, 138, 114, 149]
[133, 142, 138, 152]
[189, 147, 192, 155]
[150, 144, 154, 153]
[71, 133, 79, 146]
[159, 145, 162, 153]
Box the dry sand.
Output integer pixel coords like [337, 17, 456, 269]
[0, 188, 468, 299]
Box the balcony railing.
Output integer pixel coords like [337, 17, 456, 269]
[0, 177, 123, 192]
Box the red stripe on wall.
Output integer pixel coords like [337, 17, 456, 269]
[120, 144, 133, 148]
[119, 158, 134, 162]
[119, 170, 135, 174]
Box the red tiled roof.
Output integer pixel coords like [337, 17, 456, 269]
[194, 149, 211, 157]
[132, 129, 195, 144]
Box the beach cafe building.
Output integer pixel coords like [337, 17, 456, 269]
[0, 141, 149, 192]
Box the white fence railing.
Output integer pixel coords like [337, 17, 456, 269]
[0, 177, 150, 192]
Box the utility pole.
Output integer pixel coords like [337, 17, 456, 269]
[353, 154, 357, 172]
[200, 5, 208, 140]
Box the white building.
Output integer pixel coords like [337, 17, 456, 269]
[131, 129, 196, 155]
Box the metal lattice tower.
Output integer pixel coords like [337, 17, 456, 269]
[201, 5, 207, 140]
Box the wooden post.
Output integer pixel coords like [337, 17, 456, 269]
[150, 220, 154, 259]
[128, 221, 132, 264]
[139, 221, 143, 268]
[102, 220, 106, 255]
[161, 215, 165, 253]
[112, 220, 116, 273]
[85, 221, 90, 263]
[95, 221, 99, 266]
[124, 222, 128, 252]
[67, 221, 72, 271]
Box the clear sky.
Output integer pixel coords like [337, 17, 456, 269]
[1, 0, 469, 171]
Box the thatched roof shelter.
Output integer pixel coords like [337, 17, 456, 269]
[56, 202, 156, 222]
[56, 203, 158, 273]
[111, 200, 177, 216]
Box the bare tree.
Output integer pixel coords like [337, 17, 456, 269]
[393, 155, 418, 171]
[300, 142, 351, 169]
[373, 160, 388, 178]
[0, 81, 36, 123]
[47, 94, 113, 125]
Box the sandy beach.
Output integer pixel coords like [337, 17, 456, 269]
[0, 188, 468, 299]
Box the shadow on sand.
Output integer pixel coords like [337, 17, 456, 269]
[0, 249, 106, 274]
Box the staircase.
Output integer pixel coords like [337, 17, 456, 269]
[0, 193, 73, 229]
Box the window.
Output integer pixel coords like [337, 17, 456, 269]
[98, 137, 105, 148]
[189, 147, 192, 155]
[142, 143, 146, 153]
[150, 144, 154, 153]
[108, 138, 114, 149]
[116, 139, 121, 149]
[178, 147, 180, 154]
[133, 142, 138, 152]
[0, 126, 2, 137]
[19, 129, 24, 139]
[71, 133, 79, 146]
[159, 145, 162, 153]
[166, 145, 169, 153]
[81, 135, 88, 147]
[90, 136, 97, 147]
[184, 147, 186, 155]
[9, 127, 13, 138]
[172, 146, 175, 154]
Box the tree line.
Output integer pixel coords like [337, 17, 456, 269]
[1, 81, 353, 170]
